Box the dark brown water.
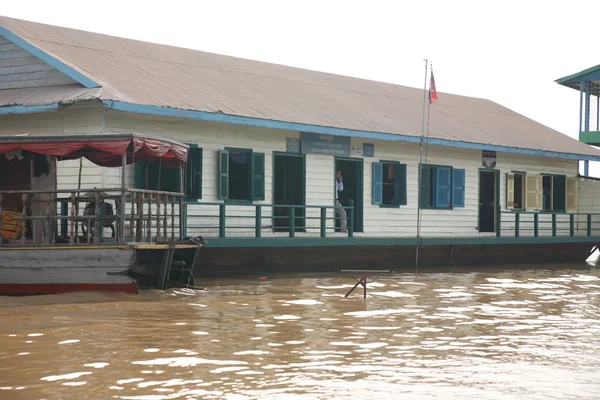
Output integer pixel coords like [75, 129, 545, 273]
[1, 265, 600, 399]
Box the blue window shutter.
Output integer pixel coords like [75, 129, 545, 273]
[218, 150, 229, 200]
[372, 162, 383, 205]
[252, 152, 265, 201]
[395, 163, 407, 205]
[452, 168, 465, 207]
[435, 166, 451, 208]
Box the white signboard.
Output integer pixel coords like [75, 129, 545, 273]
[350, 145, 363, 157]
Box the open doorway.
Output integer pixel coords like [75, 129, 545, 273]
[334, 157, 363, 232]
[479, 169, 499, 233]
[273, 153, 305, 232]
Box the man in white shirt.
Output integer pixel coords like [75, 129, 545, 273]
[335, 170, 347, 233]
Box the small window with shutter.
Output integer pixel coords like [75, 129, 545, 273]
[537, 174, 567, 212]
[218, 148, 265, 202]
[418, 163, 465, 209]
[372, 161, 407, 206]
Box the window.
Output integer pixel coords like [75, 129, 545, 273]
[218, 149, 265, 201]
[185, 147, 203, 200]
[372, 161, 406, 206]
[543, 175, 566, 211]
[135, 147, 203, 197]
[506, 172, 525, 210]
[419, 164, 465, 209]
[135, 160, 180, 192]
[519, 174, 577, 212]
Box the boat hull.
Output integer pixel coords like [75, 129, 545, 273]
[0, 246, 138, 295]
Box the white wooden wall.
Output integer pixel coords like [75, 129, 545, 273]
[0, 35, 77, 90]
[104, 109, 585, 238]
[0, 102, 107, 190]
[1, 102, 597, 239]
[576, 178, 600, 235]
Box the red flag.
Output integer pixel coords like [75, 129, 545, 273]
[429, 71, 438, 103]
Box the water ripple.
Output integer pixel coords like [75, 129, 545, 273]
[0, 268, 599, 399]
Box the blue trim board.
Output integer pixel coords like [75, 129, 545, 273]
[104, 100, 600, 162]
[203, 236, 600, 248]
[0, 26, 100, 89]
[0, 103, 59, 115]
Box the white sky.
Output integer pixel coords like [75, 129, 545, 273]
[3, 0, 599, 167]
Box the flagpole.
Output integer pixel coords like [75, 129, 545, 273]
[417, 59, 428, 240]
[415, 59, 428, 276]
[424, 63, 433, 161]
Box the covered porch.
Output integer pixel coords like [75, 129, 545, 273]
[0, 134, 189, 246]
[556, 65, 600, 175]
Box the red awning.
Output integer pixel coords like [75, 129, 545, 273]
[0, 137, 188, 167]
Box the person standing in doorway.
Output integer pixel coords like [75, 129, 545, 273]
[335, 170, 347, 233]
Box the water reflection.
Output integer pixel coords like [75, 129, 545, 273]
[0, 265, 599, 399]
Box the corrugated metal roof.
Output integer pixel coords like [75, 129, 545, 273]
[1, 15, 599, 158]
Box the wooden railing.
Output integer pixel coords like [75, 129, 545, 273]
[184, 200, 355, 239]
[499, 211, 600, 237]
[0, 188, 185, 245]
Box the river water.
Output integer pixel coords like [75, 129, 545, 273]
[1, 264, 600, 400]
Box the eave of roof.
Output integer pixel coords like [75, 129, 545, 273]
[556, 64, 600, 90]
[104, 100, 600, 162]
[0, 103, 60, 115]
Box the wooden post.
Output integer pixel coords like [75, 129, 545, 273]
[348, 199, 354, 238]
[587, 214, 592, 236]
[136, 193, 144, 242]
[156, 195, 162, 241]
[93, 192, 100, 243]
[46, 209, 52, 245]
[289, 207, 295, 238]
[19, 194, 26, 245]
[496, 209, 501, 237]
[255, 205, 262, 238]
[129, 193, 135, 242]
[179, 160, 185, 241]
[570, 214, 575, 237]
[69, 193, 76, 243]
[534, 213, 539, 237]
[179, 196, 184, 241]
[74, 192, 80, 243]
[320, 207, 326, 238]
[171, 196, 175, 242]
[60, 200, 68, 238]
[219, 204, 226, 238]
[515, 212, 520, 238]
[163, 195, 168, 240]
[147, 194, 153, 242]
[120, 154, 127, 242]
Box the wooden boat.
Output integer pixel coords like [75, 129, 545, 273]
[0, 134, 202, 295]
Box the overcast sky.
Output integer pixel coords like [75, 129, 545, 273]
[2, 0, 598, 142]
